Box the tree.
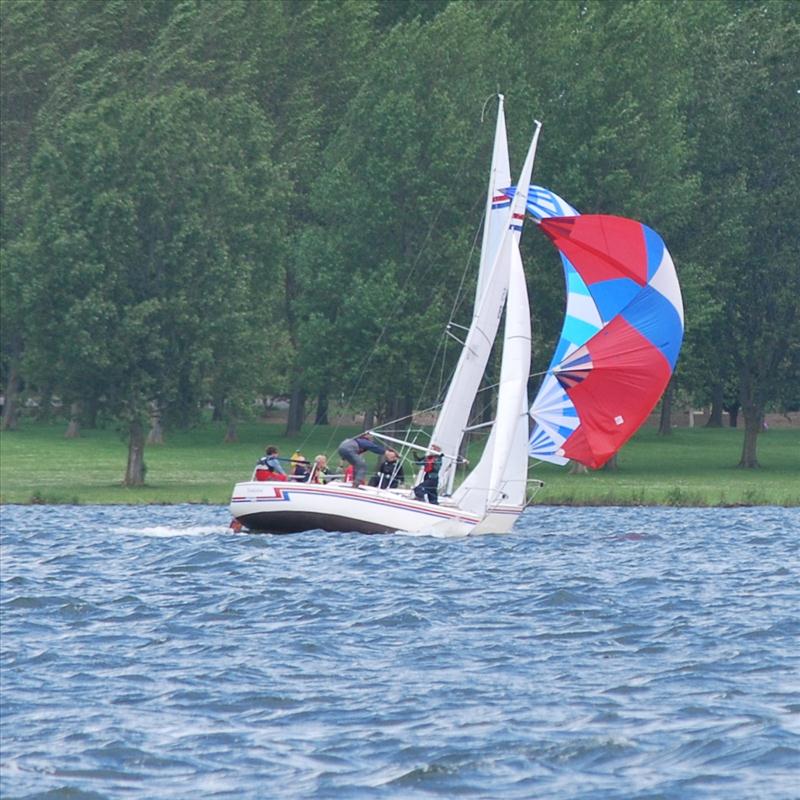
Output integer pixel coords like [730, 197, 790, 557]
[149, 0, 379, 436]
[19, 86, 285, 483]
[307, 2, 517, 426]
[1, 0, 175, 432]
[682, 1, 800, 466]
[504, 0, 698, 465]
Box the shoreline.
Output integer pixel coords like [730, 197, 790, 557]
[2, 422, 798, 508]
[2, 497, 797, 509]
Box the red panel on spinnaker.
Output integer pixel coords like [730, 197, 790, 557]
[539, 215, 649, 286]
[537, 214, 684, 469]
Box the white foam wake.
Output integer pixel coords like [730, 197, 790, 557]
[118, 524, 229, 538]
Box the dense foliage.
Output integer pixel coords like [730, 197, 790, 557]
[2, 0, 798, 479]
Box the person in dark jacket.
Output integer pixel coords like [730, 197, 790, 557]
[337, 433, 386, 488]
[368, 449, 405, 489]
[290, 451, 310, 481]
[413, 445, 442, 504]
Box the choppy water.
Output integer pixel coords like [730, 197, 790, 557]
[1, 505, 798, 799]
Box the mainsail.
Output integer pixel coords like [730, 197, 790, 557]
[451, 125, 541, 515]
[429, 95, 514, 497]
[476, 95, 512, 308]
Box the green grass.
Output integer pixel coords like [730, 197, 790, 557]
[0, 419, 358, 505]
[1, 419, 798, 506]
[531, 427, 799, 506]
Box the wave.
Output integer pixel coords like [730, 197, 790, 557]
[117, 524, 230, 538]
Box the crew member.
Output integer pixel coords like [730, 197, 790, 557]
[337, 433, 386, 488]
[414, 445, 442, 504]
[255, 445, 287, 481]
[369, 449, 405, 489]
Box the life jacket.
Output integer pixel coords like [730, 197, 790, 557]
[423, 454, 442, 479]
[293, 464, 310, 480]
[255, 455, 287, 482]
[255, 468, 287, 482]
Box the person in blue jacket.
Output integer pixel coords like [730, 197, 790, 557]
[255, 445, 287, 481]
[337, 433, 386, 488]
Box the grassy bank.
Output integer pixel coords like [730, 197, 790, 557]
[0, 419, 798, 506]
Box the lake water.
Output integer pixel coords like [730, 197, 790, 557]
[1, 504, 798, 799]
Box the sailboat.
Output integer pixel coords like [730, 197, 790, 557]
[229, 96, 684, 536]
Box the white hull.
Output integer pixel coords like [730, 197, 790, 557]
[229, 481, 521, 536]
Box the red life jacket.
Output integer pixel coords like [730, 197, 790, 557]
[255, 468, 288, 482]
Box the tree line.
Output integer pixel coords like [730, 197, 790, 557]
[2, 0, 798, 482]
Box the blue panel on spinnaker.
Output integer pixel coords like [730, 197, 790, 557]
[521, 185, 597, 464]
[567, 268, 593, 296]
[588, 278, 641, 324]
[643, 224, 665, 282]
[620, 284, 684, 369]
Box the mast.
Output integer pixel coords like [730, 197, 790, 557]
[475, 94, 512, 308]
[453, 122, 541, 514]
[429, 95, 513, 496]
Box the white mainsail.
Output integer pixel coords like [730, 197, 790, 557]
[475, 94, 512, 308]
[487, 241, 531, 507]
[452, 123, 541, 516]
[429, 95, 514, 495]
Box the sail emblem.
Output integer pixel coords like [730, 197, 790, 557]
[492, 193, 511, 209]
[552, 344, 592, 390]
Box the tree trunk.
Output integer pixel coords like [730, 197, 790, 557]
[314, 391, 329, 426]
[2, 361, 21, 431]
[603, 453, 619, 471]
[726, 401, 740, 428]
[481, 391, 495, 423]
[36, 382, 54, 422]
[125, 418, 146, 486]
[384, 394, 413, 435]
[83, 396, 99, 429]
[224, 419, 238, 443]
[568, 460, 588, 475]
[705, 383, 724, 427]
[738, 371, 761, 467]
[362, 408, 375, 431]
[739, 409, 762, 468]
[658, 379, 674, 435]
[65, 402, 81, 438]
[211, 389, 224, 422]
[285, 384, 306, 437]
[147, 406, 164, 444]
